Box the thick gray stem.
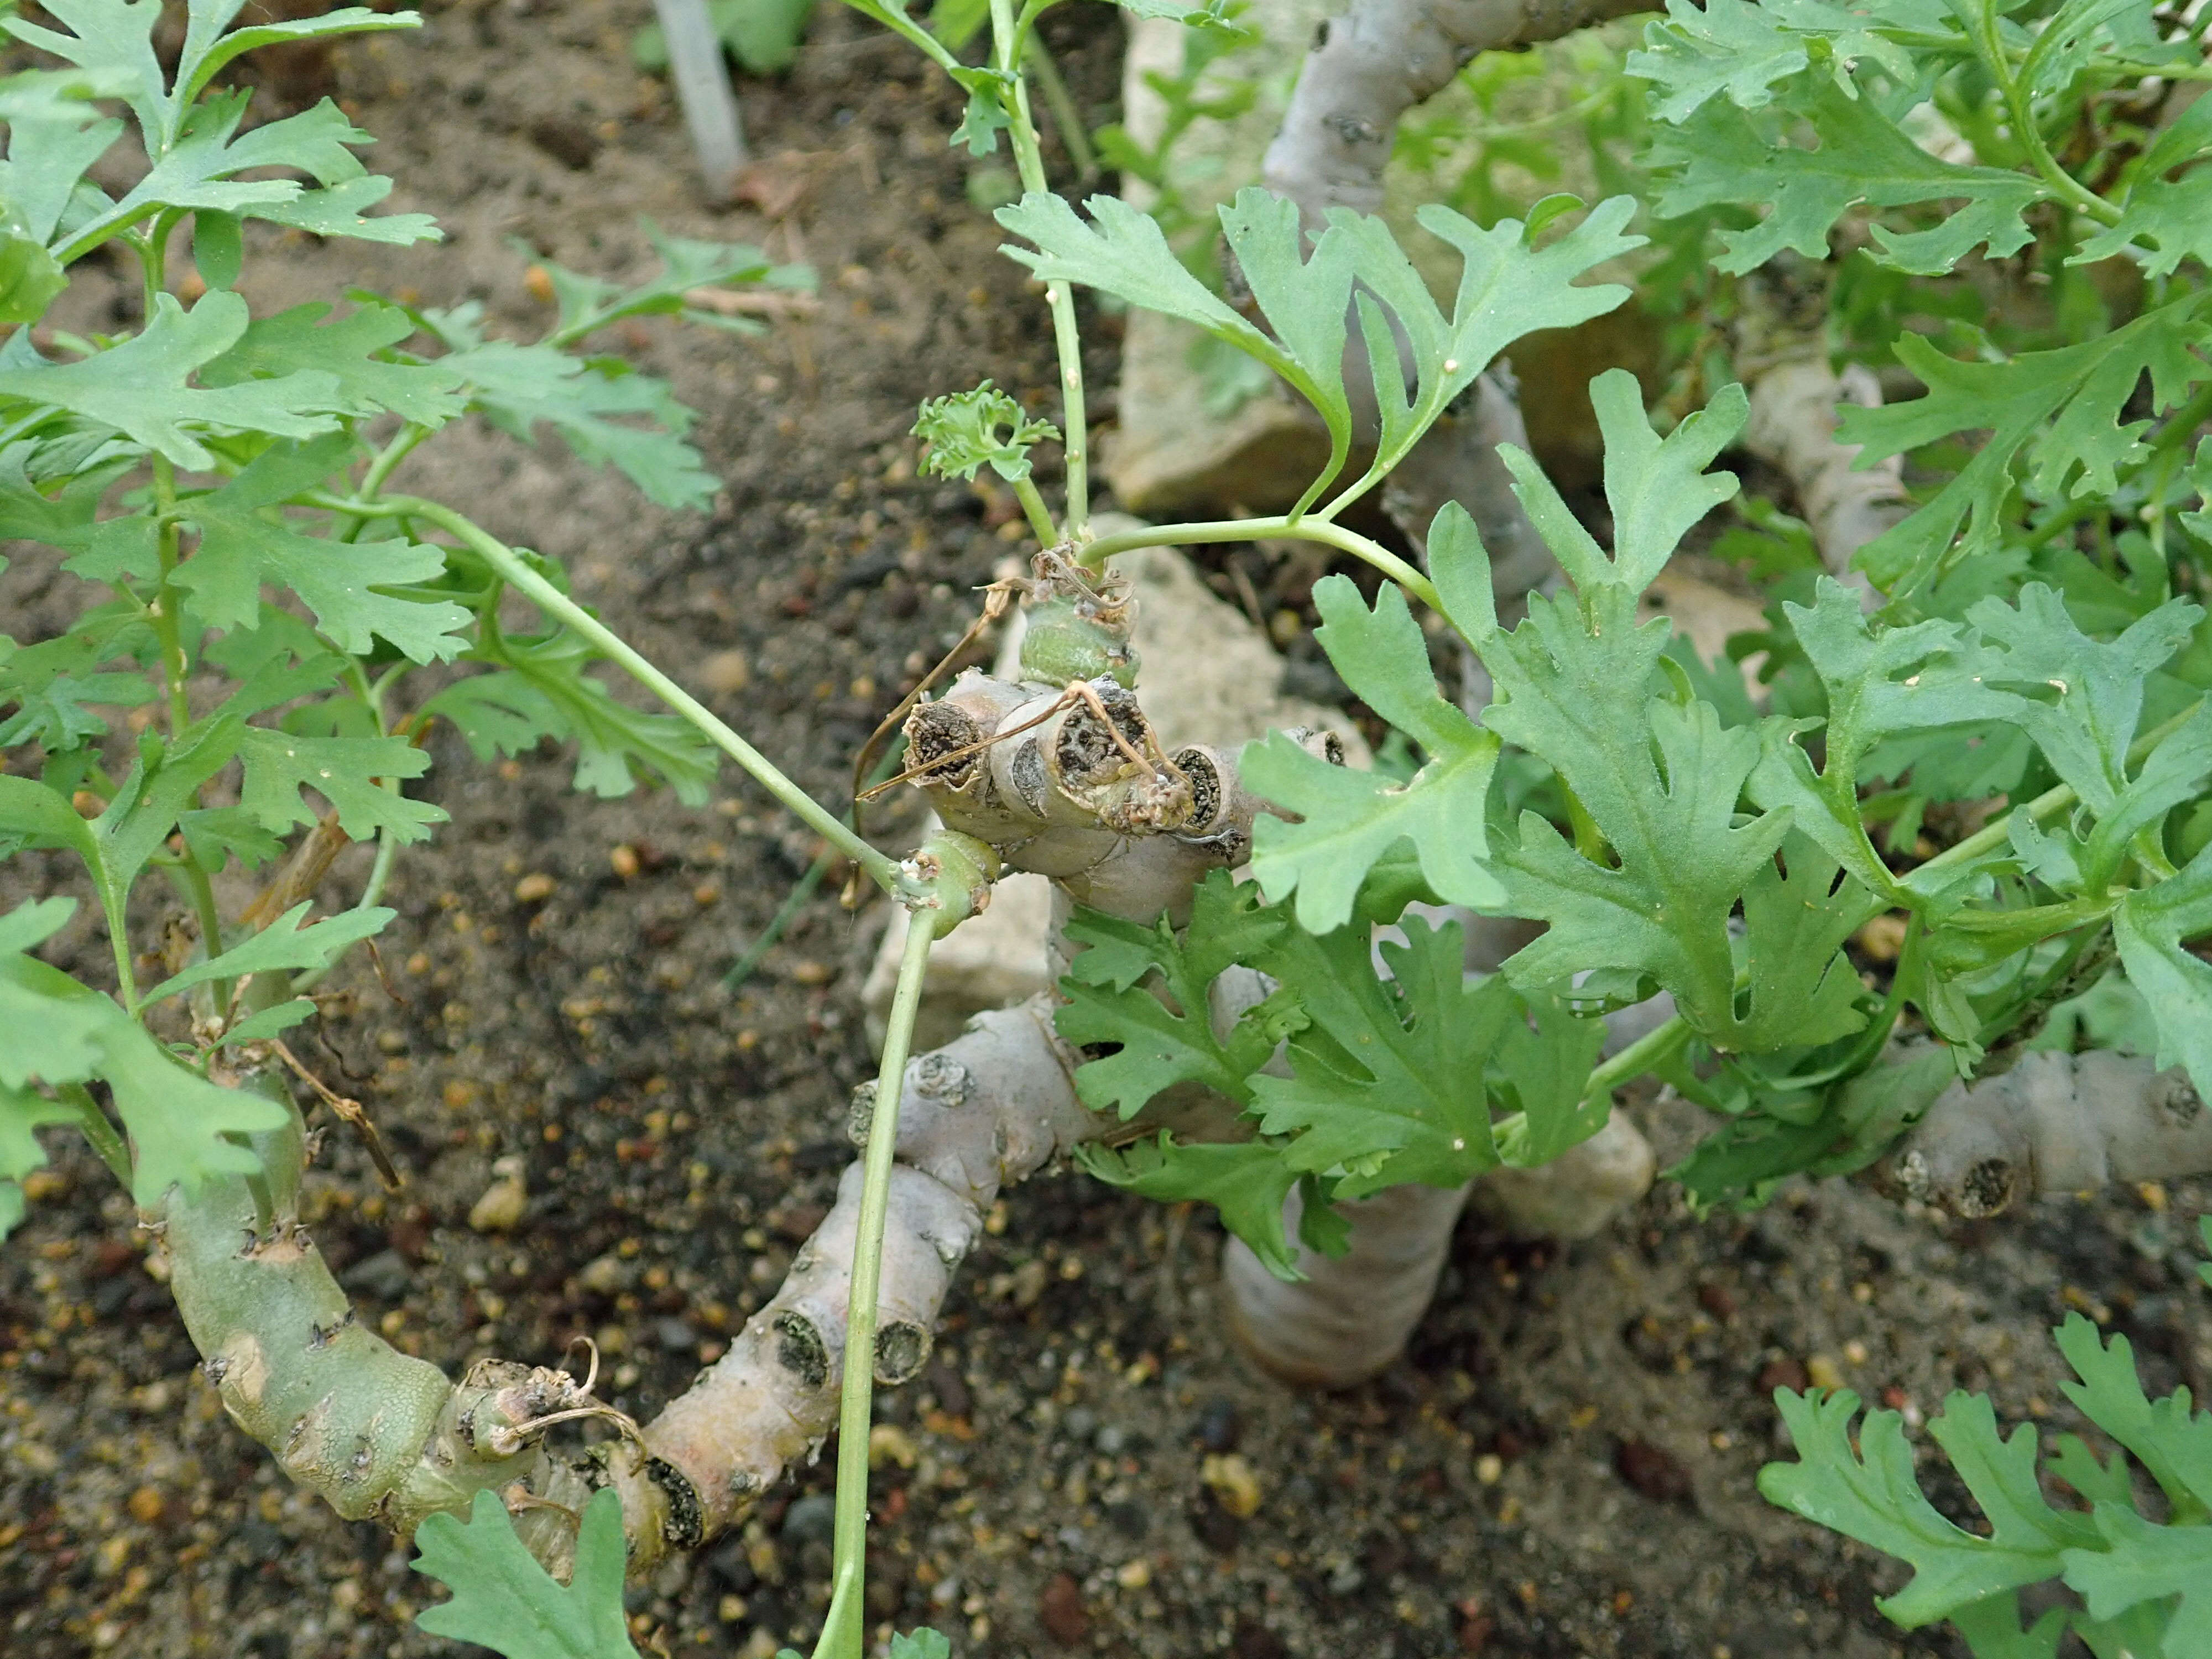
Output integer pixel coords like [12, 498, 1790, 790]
[1223, 1181, 1472, 1388]
[1260, 0, 1651, 220]
[1744, 358, 1908, 589]
[1882, 1049, 2212, 1217]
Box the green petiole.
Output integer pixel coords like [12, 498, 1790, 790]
[814, 913, 936, 1659]
[1079, 514, 1442, 612]
[992, 0, 1089, 540]
[312, 492, 906, 898]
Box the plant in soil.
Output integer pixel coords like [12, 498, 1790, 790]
[5, 0, 2212, 1656]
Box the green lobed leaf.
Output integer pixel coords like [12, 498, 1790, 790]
[1648, 81, 2048, 278]
[0, 898, 104, 1090]
[2063, 1504, 2211, 1650]
[143, 902, 395, 1005]
[173, 3, 421, 113]
[1244, 578, 1503, 933]
[529, 221, 805, 344]
[0, 446, 158, 584]
[1841, 305, 2212, 599]
[0, 210, 65, 325]
[998, 189, 1639, 510]
[1216, 188, 1357, 504]
[0, 938, 285, 1202]
[1965, 585, 2204, 817]
[1247, 914, 1603, 1196]
[200, 302, 468, 426]
[1759, 1387, 2083, 1628]
[234, 727, 443, 843]
[424, 633, 717, 805]
[1496, 368, 1746, 597]
[1078, 1135, 1315, 1280]
[1729, 833, 1874, 1051]
[1627, 0, 1932, 124]
[172, 442, 472, 664]
[430, 328, 719, 512]
[0, 290, 342, 469]
[413, 1487, 642, 1659]
[0, 76, 126, 249]
[2, 0, 169, 149]
[997, 189, 1319, 421]
[1945, 1593, 2072, 1659]
[1, 1077, 80, 1237]
[1055, 871, 1299, 1117]
[1326, 197, 1642, 502]
[2054, 1314, 2212, 1519]
[1750, 579, 2024, 889]
[2069, 70, 2212, 279]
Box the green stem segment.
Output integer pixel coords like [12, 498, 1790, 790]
[1081, 514, 1443, 612]
[992, 0, 1089, 540]
[1983, 0, 2122, 226]
[1022, 34, 1097, 180]
[816, 916, 937, 1659]
[1011, 475, 1060, 545]
[318, 493, 904, 895]
[59, 1082, 130, 1186]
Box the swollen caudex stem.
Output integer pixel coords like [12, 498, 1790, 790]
[1733, 273, 1909, 589]
[1223, 1059, 1660, 1391]
[1881, 1050, 2212, 1219]
[1261, 0, 1655, 225]
[158, 1062, 666, 1568]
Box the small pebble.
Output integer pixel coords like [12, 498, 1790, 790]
[1755, 1357, 1809, 1396]
[609, 844, 640, 879]
[780, 1493, 836, 1547]
[1037, 1572, 1088, 1644]
[1475, 1454, 1503, 1486]
[1194, 1396, 1240, 1453]
[700, 649, 751, 694]
[1233, 1620, 1287, 1659]
[1188, 1496, 1242, 1554]
[126, 1486, 164, 1525]
[1806, 1354, 1846, 1392]
[1201, 1453, 1261, 1518]
[342, 1249, 413, 1302]
[1010, 1258, 1048, 1308]
[1855, 913, 1908, 963]
[790, 959, 832, 987]
[1695, 1283, 1737, 1322]
[513, 872, 556, 904]
[468, 1172, 527, 1233]
[653, 1318, 696, 1352]
[868, 1424, 918, 1469]
[1114, 1559, 1150, 1590]
[1614, 1438, 1692, 1504]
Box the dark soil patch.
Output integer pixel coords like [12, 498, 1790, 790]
[3, 6, 2209, 1659]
